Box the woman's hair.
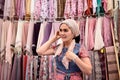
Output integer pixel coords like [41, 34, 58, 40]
[74, 35, 80, 43]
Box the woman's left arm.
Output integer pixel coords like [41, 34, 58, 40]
[65, 48, 92, 75]
[72, 55, 92, 75]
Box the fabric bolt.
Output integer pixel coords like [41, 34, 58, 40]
[5, 63, 12, 80]
[70, 0, 77, 18]
[0, 21, 10, 60]
[118, 9, 120, 56]
[36, 22, 47, 50]
[0, 0, 5, 11]
[84, 0, 88, 12]
[19, 0, 25, 19]
[3, 62, 9, 80]
[0, 61, 5, 80]
[87, 18, 96, 50]
[85, 17, 89, 50]
[25, 0, 31, 17]
[34, 0, 41, 20]
[79, 18, 86, 45]
[85, 0, 93, 15]
[16, 55, 22, 80]
[102, 16, 113, 47]
[94, 17, 104, 50]
[53, 0, 57, 18]
[41, 22, 52, 45]
[32, 22, 41, 55]
[0, 19, 3, 51]
[98, 51, 106, 80]
[26, 21, 34, 54]
[64, 0, 71, 18]
[30, 0, 35, 19]
[16, 0, 22, 17]
[30, 57, 34, 80]
[3, 0, 11, 17]
[107, 0, 113, 12]
[10, 22, 18, 52]
[5, 22, 13, 64]
[37, 57, 41, 80]
[94, 51, 102, 80]
[0, 62, 1, 79]
[33, 56, 38, 80]
[113, 5, 119, 42]
[103, 0, 108, 12]
[105, 46, 119, 80]
[78, 0, 84, 17]
[87, 51, 95, 80]
[39, 56, 49, 80]
[11, 55, 18, 80]
[48, 0, 54, 19]
[22, 55, 28, 80]
[96, 0, 102, 15]
[7, 63, 12, 80]
[92, 0, 97, 14]
[25, 56, 33, 80]
[22, 22, 29, 52]
[15, 20, 24, 54]
[57, 0, 66, 18]
[40, 0, 49, 18]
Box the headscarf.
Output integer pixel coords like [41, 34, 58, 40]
[55, 19, 80, 69]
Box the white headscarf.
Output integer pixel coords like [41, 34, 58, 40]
[55, 19, 80, 69]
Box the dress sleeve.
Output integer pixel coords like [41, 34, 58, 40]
[79, 46, 89, 58]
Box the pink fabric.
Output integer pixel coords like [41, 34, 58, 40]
[64, 0, 71, 18]
[16, 0, 21, 17]
[102, 16, 113, 47]
[40, 0, 48, 18]
[64, 0, 77, 18]
[87, 18, 96, 50]
[79, 18, 86, 45]
[26, 21, 34, 53]
[19, 0, 25, 18]
[48, 0, 54, 19]
[55, 70, 82, 80]
[22, 22, 29, 51]
[71, 0, 77, 17]
[78, 0, 84, 17]
[5, 22, 13, 64]
[34, 0, 41, 20]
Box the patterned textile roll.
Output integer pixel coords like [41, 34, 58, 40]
[105, 46, 119, 80]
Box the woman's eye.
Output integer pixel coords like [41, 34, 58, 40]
[59, 29, 68, 32]
[64, 29, 68, 32]
[59, 29, 62, 32]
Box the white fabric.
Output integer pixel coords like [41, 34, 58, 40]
[94, 17, 104, 50]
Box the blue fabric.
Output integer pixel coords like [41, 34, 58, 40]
[55, 43, 81, 73]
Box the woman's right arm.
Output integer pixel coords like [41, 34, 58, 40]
[37, 31, 60, 55]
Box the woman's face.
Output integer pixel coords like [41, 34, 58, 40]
[59, 24, 74, 42]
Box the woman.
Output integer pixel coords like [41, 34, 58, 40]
[37, 19, 92, 80]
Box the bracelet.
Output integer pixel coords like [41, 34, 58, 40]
[72, 56, 78, 62]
